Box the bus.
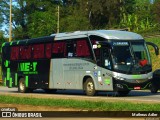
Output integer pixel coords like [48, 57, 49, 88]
[1, 30, 159, 96]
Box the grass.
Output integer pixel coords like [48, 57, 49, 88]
[0, 95, 160, 111]
[145, 37, 160, 71]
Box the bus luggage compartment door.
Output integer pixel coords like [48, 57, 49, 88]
[49, 59, 64, 89]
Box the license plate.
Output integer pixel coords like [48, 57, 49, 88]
[134, 86, 141, 90]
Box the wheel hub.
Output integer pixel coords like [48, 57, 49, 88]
[87, 82, 93, 93]
[20, 81, 25, 91]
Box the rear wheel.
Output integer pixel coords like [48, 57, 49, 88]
[117, 90, 130, 96]
[84, 78, 97, 96]
[18, 78, 32, 93]
[18, 78, 26, 93]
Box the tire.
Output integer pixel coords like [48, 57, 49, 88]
[84, 78, 97, 96]
[18, 78, 31, 93]
[150, 84, 158, 93]
[117, 90, 130, 96]
[44, 89, 57, 93]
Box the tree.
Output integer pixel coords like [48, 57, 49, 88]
[77, 0, 121, 29]
[26, 0, 58, 38]
[0, 0, 61, 39]
[58, 0, 90, 32]
[0, 0, 159, 39]
[119, 0, 156, 32]
[0, 1, 10, 33]
[152, 0, 160, 25]
[0, 30, 7, 51]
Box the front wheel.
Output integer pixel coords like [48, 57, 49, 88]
[84, 78, 97, 96]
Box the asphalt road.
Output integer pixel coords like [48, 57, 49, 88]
[0, 86, 160, 103]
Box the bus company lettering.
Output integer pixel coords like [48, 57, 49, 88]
[63, 63, 89, 70]
[18, 62, 38, 74]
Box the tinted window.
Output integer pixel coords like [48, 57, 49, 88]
[66, 41, 74, 57]
[76, 40, 90, 57]
[33, 44, 44, 59]
[89, 35, 106, 62]
[19, 46, 31, 60]
[45, 43, 52, 58]
[11, 46, 19, 60]
[52, 41, 65, 58]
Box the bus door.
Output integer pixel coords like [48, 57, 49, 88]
[50, 59, 65, 89]
[98, 46, 113, 91]
[63, 40, 77, 89]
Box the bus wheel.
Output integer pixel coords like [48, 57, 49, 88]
[117, 90, 130, 96]
[18, 78, 28, 93]
[84, 78, 96, 96]
[150, 84, 158, 93]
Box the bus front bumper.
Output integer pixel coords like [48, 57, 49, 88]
[113, 78, 152, 91]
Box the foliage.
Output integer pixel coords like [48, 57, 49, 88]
[0, 0, 160, 40]
[60, 1, 90, 32]
[0, 30, 7, 45]
[145, 37, 160, 71]
[119, 0, 157, 32]
[0, 30, 7, 65]
[152, 0, 160, 32]
[0, 95, 160, 111]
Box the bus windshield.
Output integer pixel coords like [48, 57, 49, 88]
[112, 41, 151, 74]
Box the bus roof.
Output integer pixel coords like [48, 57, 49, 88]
[3, 30, 144, 47]
[53, 30, 144, 40]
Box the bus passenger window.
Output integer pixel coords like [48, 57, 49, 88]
[45, 43, 52, 58]
[19, 46, 26, 59]
[52, 42, 65, 58]
[66, 42, 74, 57]
[76, 40, 90, 57]
[33, 44, 44, 59]
[25, 46, 31, 59]
[11, 46, 19, 60]
[19, 46, 30, 60]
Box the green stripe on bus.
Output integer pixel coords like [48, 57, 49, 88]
[2, 42, 5, 47]
[15, 73, 18, 86]
[5, 60, 9, 67]
[9, 78, 12, 87]
[7, 68, 10, 80]
[25, 76, 28, 87]
[141, 82, 151, 90]
[4, 77, 6, 86]
[10, 41, 13, 45]
[132, 75, 142, 79]
[17, 41, 20, 45]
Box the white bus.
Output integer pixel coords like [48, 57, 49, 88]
[2, 30, 159, 96]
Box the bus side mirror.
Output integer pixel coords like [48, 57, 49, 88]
[146, 42, 159, 56]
